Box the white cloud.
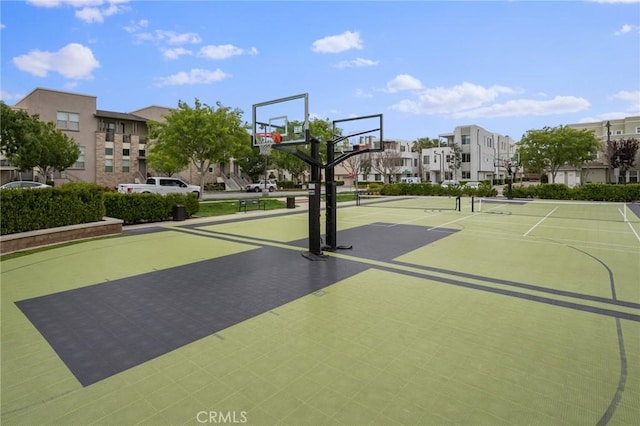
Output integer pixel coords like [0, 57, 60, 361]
[384, 74, 423, 93]
[589, 0, 640, 3]
[12, 43, 100, 79]
[333, 57, 378, 69]
[614, 24, 640, 35]
[198, 44, 258, 60]
[1, 24, 5, 29]
[123, 19, 148, 33]
[453, 96, 591, 119]
[611, 90, 640, 112]
[163, 47, 192, 60]
[355, 89, 373, 98]
[0, 90, 25, 102]
[154, 68, 230, 87]
[134, 30, 201, 45]
[312, 31, 363, 53]
[391, 82, 518, 114]
[28, 0, 129, 23]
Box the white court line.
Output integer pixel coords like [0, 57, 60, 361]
[523, 207, 558, 237]
[620, 207, 640, 242]
[428, 213, 477, 231]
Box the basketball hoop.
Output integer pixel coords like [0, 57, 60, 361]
[255, 132, 281, 156]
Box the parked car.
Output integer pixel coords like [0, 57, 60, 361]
[1, 181, 51, 189]
[117, 177, 200, 196]
[464, 181, 482, 189]
[246, 180, 277, 192]
[440, 180, 459, 188]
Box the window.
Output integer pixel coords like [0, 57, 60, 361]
[615, 130, 623, 135]
[122, 159, 130, 173]
[74, 146, 85, 169]
[636, 127, 640, 134]
[57, 112, 79, 130]
[400, 145, 406, 152]
[462, 153, 471, 163]
[630, 171, 638, 183]
[139, 149, 146, 157]
[105, 159, 113, 173]
[461, 135, 470, 145]
[123, 148, 130, 156]
[462, 171, 471, 179]
[424, 156, 430, 164]
[486, 137, 492, 148]
[374, 174, 381, 181]
[105, 147, 113, 156]
[414, 159, 418, 167]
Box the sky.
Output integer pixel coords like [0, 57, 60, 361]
[1, 0, 639, 142]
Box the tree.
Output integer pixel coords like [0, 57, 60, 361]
[342, 152, 366, 188]
[411, 137, 440, 151]
[605, 138, 639, 184]
[518, 125, 600, 183]
[447, 143, 462, 180]
[371, 144, 402, 183]
[270, 118, 335, 183]
[1, 103, 80, 181]
[146, 140, 189, 177]
[148, 99, 249, 197]
[235, 144, 266, 182]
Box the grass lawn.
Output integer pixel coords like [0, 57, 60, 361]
[195, 198, 287, 217]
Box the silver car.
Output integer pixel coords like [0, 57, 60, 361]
[1, 181, 51, 189]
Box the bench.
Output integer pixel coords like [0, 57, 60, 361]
[238, 199, 266, 212]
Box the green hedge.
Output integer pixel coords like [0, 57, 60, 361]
[510, 183, 640, 202]
[379, 182, 498, 198]
[103, 192, 199, 225]
[0, 182, 105, 235]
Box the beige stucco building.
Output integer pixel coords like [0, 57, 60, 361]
[3, 88, 247, 190]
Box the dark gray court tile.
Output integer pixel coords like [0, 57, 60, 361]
[16, 223, 456, 387]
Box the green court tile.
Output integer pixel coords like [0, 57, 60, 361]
[136, 395, 201, 426]
[380, 396, 443, 425]
[238, 377, 280, 406]
[218, 368, 263, 390]
[351, 386, 397, 414]
[331, 400, 379, 424]
[237, 406, 278, 425]
[212, 390, 259, 414]
[92, 398, 157, 425]
[193, 380, 235, 408]
[277, 375, 323, 403]
[255, 389, 304, 421]
[144, 383, 190, 411]
[280, 402, 334, 424]
[304, 387, 351, 418]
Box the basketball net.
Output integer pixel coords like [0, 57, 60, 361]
[255, 132, 282, 156]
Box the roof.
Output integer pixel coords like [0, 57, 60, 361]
[95, 109, 148, 122]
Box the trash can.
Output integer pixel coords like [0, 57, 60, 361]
[286, 196, 296, 209]
[172, 204, 186, 221]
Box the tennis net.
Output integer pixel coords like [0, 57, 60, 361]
[357, 195, 461, 211]
[474, 198, 637, 223]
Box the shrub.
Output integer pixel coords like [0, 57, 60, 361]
[0, 182, 104, 235]
[104, 192, 199, 225]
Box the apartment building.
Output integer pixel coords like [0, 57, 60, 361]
[432, 125, 517, 183]
[4, 88, 245, 189]
[564, 115, 640, 185]
[333, 138, 420, 186]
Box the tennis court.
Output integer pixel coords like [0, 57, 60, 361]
[1, 196, 639, 425]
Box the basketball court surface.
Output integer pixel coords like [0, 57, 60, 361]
[2, 197, 639, 425]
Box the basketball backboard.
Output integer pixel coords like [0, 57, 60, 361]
[494, 152, 520, 168]
[252, 93, 309, 147]
[331, 114, 383, 153]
